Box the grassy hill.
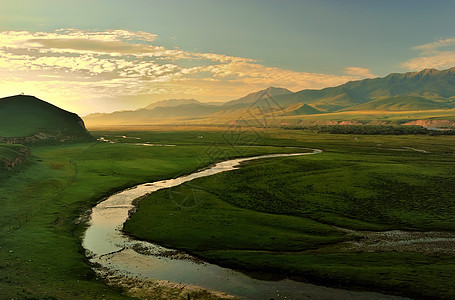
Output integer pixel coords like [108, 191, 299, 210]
[0, 95, 93, 143]
[282, 103, 322, 115]
[343, 95, 453, 111]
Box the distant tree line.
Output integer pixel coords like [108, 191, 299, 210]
[282, 125, 455, 135]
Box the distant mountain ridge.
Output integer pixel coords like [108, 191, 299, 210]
[84, 87, 291, 125]
[84, 68, 455, 126]
[144, 98, 200, 110]
[0, 95, 93, 144]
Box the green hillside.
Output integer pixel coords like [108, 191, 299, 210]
[0, 144, 24, 161]
[272, 67, 455, 112]
[0, 95, 93, 143]
[344, 95, 453, 111]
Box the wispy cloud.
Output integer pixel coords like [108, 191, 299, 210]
[401, 52, 455, 71]
[0, 29, 362, 114]
[413, 37, 455, 54]
[344, 67, 377, 78]
[401, 37, 455, 71]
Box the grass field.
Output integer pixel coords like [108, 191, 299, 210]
[0, 130, 308, 299]
[123, 131, 455, 299]
[1, 129, 454, 299]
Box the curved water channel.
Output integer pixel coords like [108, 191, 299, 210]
[83, 149, 408, 300]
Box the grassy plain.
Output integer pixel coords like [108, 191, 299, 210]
[124, 131, 455, 299]
[0, 129, 304, 299]
[1, 129, 454, 299]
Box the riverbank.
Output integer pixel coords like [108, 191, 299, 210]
[97, 268, 236, 300]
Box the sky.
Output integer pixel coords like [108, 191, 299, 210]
[1, 0, 455, 115]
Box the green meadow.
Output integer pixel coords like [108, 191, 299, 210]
[1, 129, 454, 299]
[0, 130, 302, 299]
[124, 131, 455, 299]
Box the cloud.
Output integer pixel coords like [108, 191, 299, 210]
[401, 52, 455, 71]
[344, 67, 377, 78]
[0, 29, 363, 114]
[221, 62, 356, 88]
[402, 37, 455, 71]
[413, 37, 455, 54]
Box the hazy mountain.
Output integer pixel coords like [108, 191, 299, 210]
[144, 98, 200, 110]
[223, 87, 293, 107]
[0, 95, 93, 143]
[84, 88, 292, 126]
[142, 103, 221, 118]
[85, 103, 222, 125]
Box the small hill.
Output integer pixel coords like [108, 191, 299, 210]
[282, 103, 322, 115]
[144, 98, 200, 110]
[0, 95, 94, 144]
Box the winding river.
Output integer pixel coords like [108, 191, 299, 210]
[82, 149, 408, 300]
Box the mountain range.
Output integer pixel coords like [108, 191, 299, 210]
[270, 68, 455, 112]
[84, 68, 455, 127]
[143, 98, 201, 110]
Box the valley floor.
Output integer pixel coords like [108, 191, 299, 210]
[1, 128, 454, 299]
